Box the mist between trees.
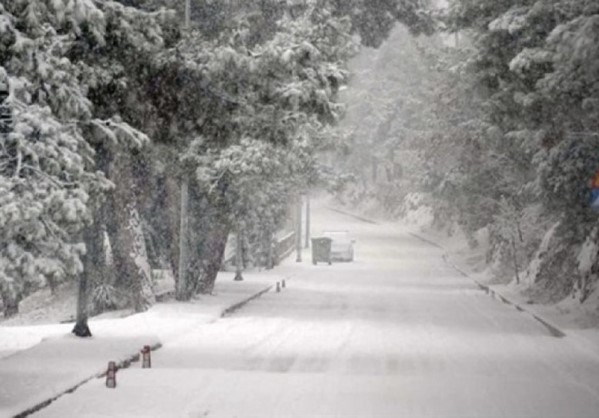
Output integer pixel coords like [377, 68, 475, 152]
[337, 0, 599, 310]
[1, 0, 597, 334]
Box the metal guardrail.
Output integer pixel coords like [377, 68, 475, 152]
[274, 231, 295, 263]
[223, 230, 296, 269]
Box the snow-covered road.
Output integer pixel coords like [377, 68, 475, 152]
[37, 205, 599, 417]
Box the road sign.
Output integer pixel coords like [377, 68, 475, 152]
[591, 171, 599, 209]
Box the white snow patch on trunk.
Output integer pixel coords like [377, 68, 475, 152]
[523, 221, 560, 287]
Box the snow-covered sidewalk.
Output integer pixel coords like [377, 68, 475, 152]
[0, 272, 281, 417]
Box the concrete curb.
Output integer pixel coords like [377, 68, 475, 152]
[221, 285, 274, 317]
[329, 206, 567, 339]
[13, 284, 274, 418]
[408, 231, 566, 339]
[407, 231, 444, 250]
[13, 341, 162, 418]
[327, 207, 380, 225]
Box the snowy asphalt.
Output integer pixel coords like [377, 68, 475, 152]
[36, 205, 599, 417]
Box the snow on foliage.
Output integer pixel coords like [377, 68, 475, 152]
[524, 221, 559, 287]
[0, 0, 174, 314]
[577, 231, 598, 276]
[488, 6, 529, 34]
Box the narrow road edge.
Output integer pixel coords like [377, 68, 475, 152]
[328, 205, 566, 338]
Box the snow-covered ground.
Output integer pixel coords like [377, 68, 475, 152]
[0, 274, 281, 417]
[28, 202, 599, 417]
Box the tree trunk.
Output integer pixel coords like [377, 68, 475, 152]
[262, 223, 274, 270]
[176, 179, 191, 299]
[194, 221, 229, 294]
[73, 213, 104, 337]
[187, 184, 230, 296]
[135, 152, 176, 271]
[106, 152, 154, 312]
[510, 234, 520, 285]
[0, 282, 20, 318]
[163, 175, 181, 280]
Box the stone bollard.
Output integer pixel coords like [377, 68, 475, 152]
[276, 282, 281, 293]
[141, 345, 152, 368]
[282, 280, 286, 289]
[106, 361, 117, 388]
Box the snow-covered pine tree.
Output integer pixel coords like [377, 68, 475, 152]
[0, 1, 111, 319]
[441, 0, 599, 301]
[0, 1, 177, 331]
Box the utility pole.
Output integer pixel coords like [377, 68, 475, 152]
[304, 194, 310, 248]
[176, 0, 191, 300]
[295, 196, 302, 262]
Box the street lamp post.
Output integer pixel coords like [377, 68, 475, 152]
[305, 194, 310, 248]
[295, 195, 302, 262]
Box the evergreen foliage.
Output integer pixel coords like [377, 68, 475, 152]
[0, 0, 437, 319]
[340, 0, 599, 305]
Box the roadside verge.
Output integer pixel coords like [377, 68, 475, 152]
[0, 274, 279, 418]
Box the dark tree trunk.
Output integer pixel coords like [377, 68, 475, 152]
[73, 213, 104, 337]
[195, 221, 229, 294]
[163, 175, 181, 280]
[180, 183, 230, 296]
[73, 144, 111, 336]
[106, 151, 154, 312]
[1, 283, 20, 318]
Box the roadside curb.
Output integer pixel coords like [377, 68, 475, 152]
[408, 231, 566, 338]
[222, 285, 274, 317]
[328, 205, 567, 339]
[327, 207, 380, 225]
[13, 341, 163, 418]
[13, 283, 274, 418]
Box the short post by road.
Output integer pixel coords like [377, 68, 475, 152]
[282, 279, 286, 288]
[276, 282, 281, 293]
[141, 345, 152, 368]
[106, 361, 117, 388]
